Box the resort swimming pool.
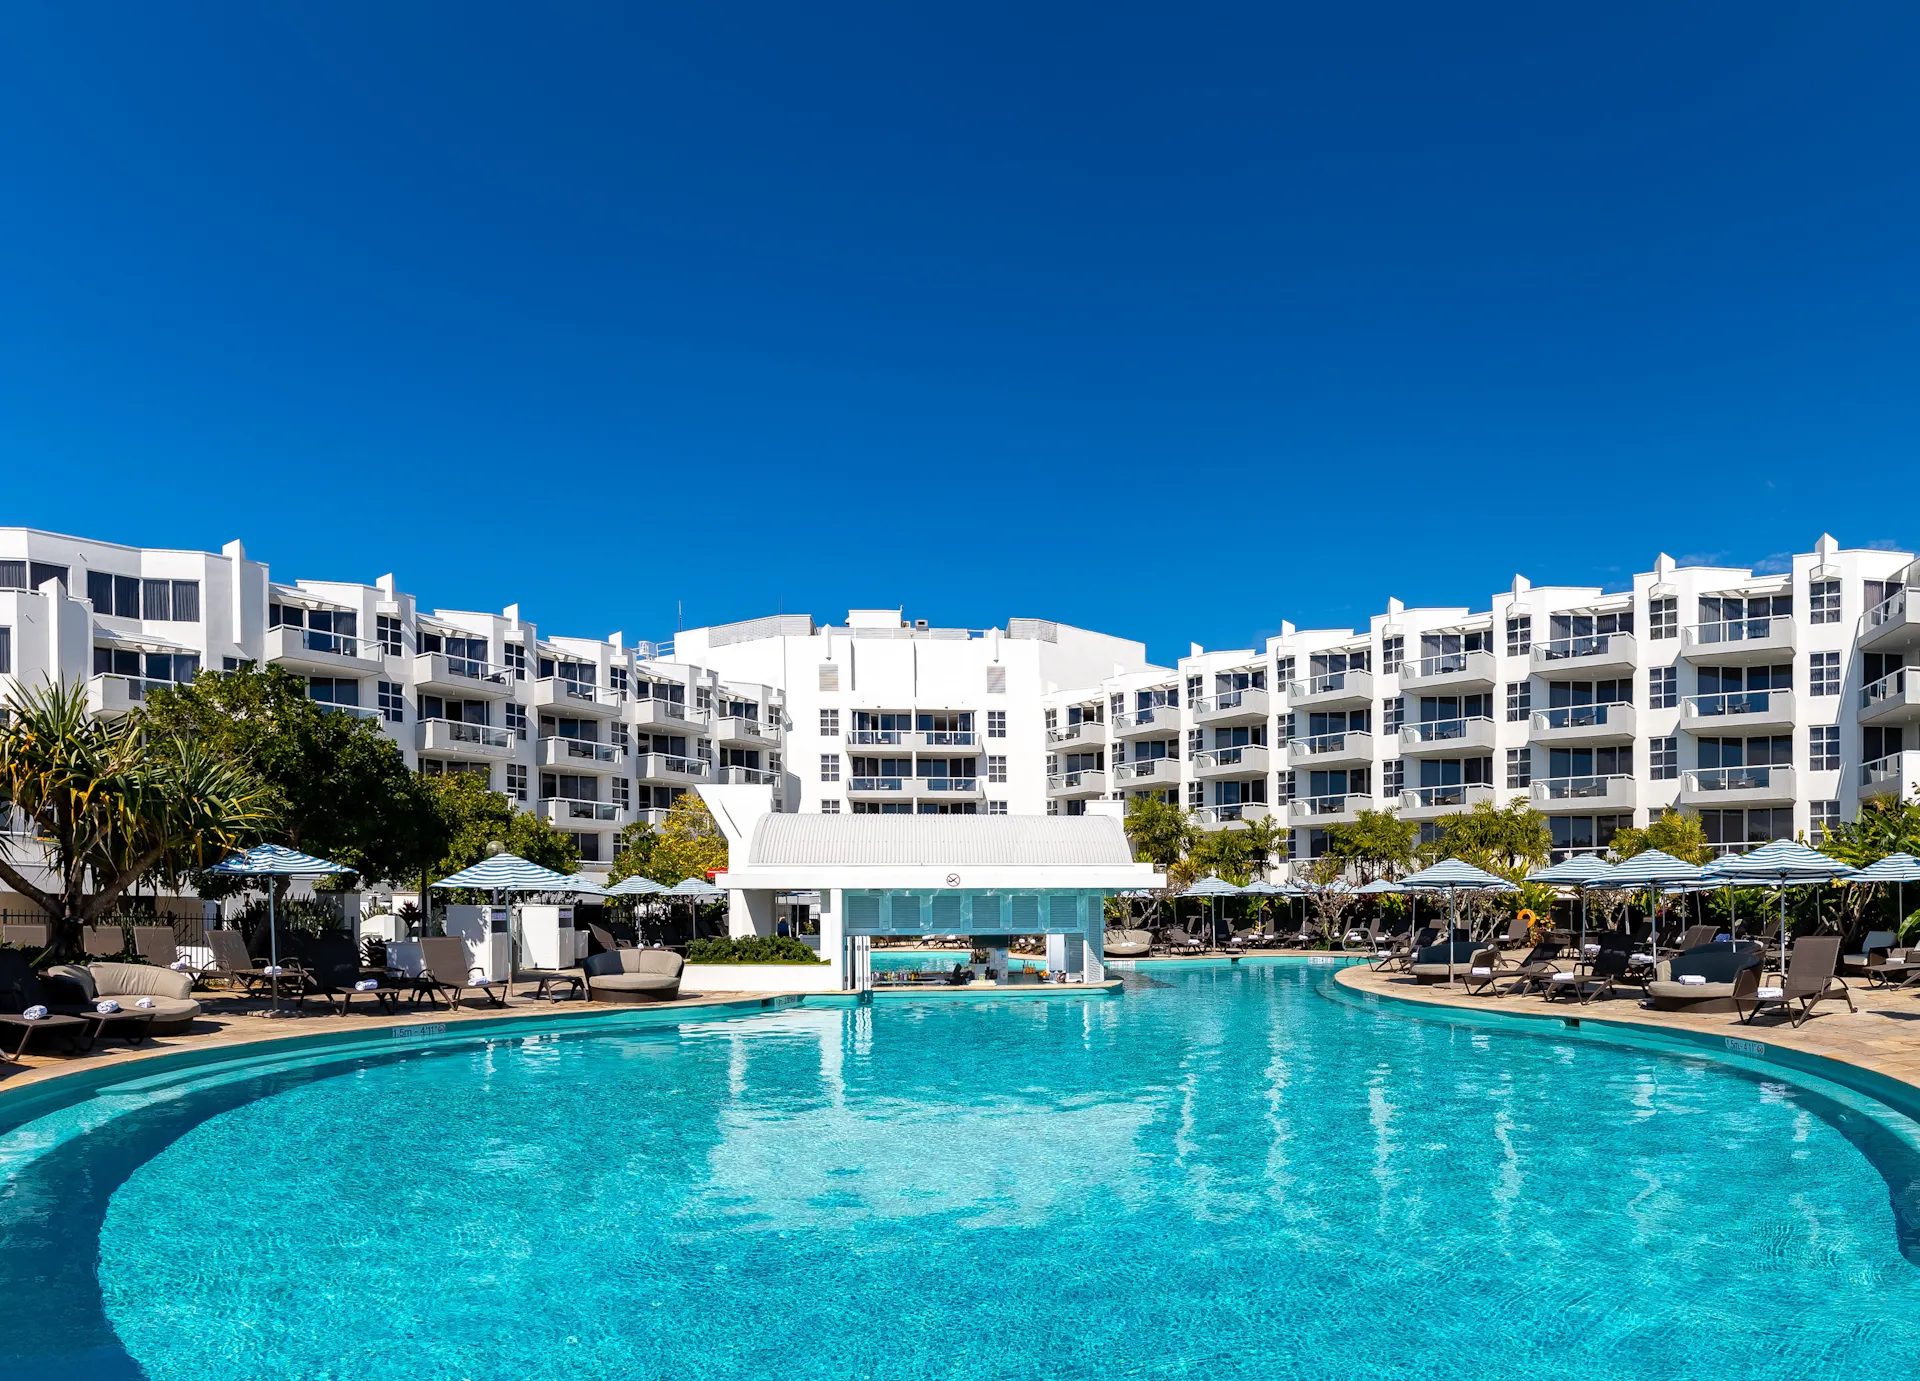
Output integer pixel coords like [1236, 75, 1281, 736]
[6, 959, 1920, 1379]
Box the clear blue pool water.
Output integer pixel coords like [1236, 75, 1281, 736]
[6, 960, 1920, 1379]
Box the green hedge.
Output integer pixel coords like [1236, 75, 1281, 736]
[685, 935, 826, 965]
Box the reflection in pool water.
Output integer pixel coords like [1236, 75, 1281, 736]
[7, 961, 1920, 1379]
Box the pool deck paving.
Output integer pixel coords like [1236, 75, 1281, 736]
[1333, 958, 1920, 1095]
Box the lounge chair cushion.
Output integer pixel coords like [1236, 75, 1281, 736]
[584, 948, 684, 1000]
[43, 963, 201, 1032]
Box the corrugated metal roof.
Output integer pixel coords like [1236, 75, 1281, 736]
[748, 813, 1134, 868]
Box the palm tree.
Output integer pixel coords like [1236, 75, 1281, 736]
[0, 681, 270, 952]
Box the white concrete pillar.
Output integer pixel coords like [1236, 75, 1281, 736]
[819, 888, 847, 989]
[729, 887, 775, 938]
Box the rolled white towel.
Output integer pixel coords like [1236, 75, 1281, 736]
[354, 978, 379, 991]
[134, 997, 155, 1009]
[1677, 974, 1707, 986]
[22, 1005, 47, 1021]
[95, 999, 121, 1014]
[1630, 954, 1652, 965]
[1583, 943, 1600, 955]
[1550, 972, 1579, 983]
[260, 965, 284, 976]
[170, 959, 192, 971]
[1469, 967, 1493, 977]
[1757, 986, 1785, 999]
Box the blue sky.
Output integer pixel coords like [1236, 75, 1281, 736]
[2, 3, 1916, 665]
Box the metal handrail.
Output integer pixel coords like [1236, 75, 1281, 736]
[1535, 704, 1622, 730]
[420, 652, 512, 684]
[536, 676, 620, 706]
[921, 777, 979, 792]
[1193, 745, 1260, 768]
[1115, 759, 1174, 781]
[1403, 783, 1483, 808]
[1194, 688, 1266, 713]
[920, 730, 978, 746]
[426, 719, 513, 750]
[847, 729, 907, 746]
[1297, 794, 1359, 816]
[540, 734, 618, 762]
[547, 797, 620, 822]
[1407, 652, 1471, 678]
[1118, 703, 1180, 728]
[1863, 590, 1908, 635]
[1687, 617, 1783, 645]
[1687, 766, 1780, 791]
[1535, 774, 1631, 799]
[1296, 731, 1363, 755]
[849, 776, 908, 792]
[1685, 690, 1779, 717]
[1862, 669, 1908, 709]
[1403, 715, 1494, 742]
[1862, 754, 1904, 787]
[1289, 671, 1365, 697]
[283, 627, 362, 658]
[633, 752, 708, 778]
[1535, 634, 1627, 661]
[1047, 770, 1103, 790]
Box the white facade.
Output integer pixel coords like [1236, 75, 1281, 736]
[2, 527, 1916, 880]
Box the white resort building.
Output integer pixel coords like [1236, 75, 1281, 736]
[2, 527, 1917, 881]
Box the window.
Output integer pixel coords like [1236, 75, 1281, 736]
[612, 777, 630, 810]
[1381, 636, 1404, 674]
[0, 561, 22, 590]
[1044, 707, 1058, 731]
[0, 626, 9, 674]
[987, 800, 1008, 816]
[1278, 771, 1296, 802]
[375, 615, 403, 656]
[1275, 656, 1295, 683]
[609, 665, 629, 696]
[820, 709, 840, 736]
[505, 764, 528, 802]
[821, 753, 841, 782]
[987, 710, 1007, 738]
[1280, 712, 1295, 742]
[27, 562, 67, 591]
[1809, 580, 1841, 625]
[1648, 597, 1677, 640]
[696, 686, 713, 715]
[504, 643, 526, 679]
[1505, 682, 1530, 722]
[307, 676, 360, 706]
[1810, 725, 1841, 771]
[1186, 782, 1205, 809]
[377, 681, 404, 724]
[139, 579, 199, 621]
[987, 754, 1008, 784]
[820, 799, 841, 814]
[506, 702, 528, 740]
[1187, 729, 1204, 757]
[1809, 651, 1840, 697]
[1650, 737, 1677, 780]
[985, 666, 1006, 694]
[1382, 697, 1405, 734]
[1649, 666, 1678, 709]
[1186, 675, 1203, 706]
[1810, 800, 1840, 844]
[85, 571, 147, 619]
[1505, 614, 1531, 657]
[1505, 747, 1530, 789]
[819, 663, 839, 692]
[1383, 759, 1405, 796]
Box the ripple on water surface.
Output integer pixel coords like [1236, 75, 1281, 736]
[96, 964, 1920, 1381]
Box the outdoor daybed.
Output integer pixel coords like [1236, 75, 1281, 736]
[41, 961, 202, 1035]
[582, 948, 684, 1003]
[1643, 942, 1764, 1013]
[1103, 929, 1153, 959]
[1409, 940, 1482, 984]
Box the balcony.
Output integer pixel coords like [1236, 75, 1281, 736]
[1045, 720, 1107, 751]
[412, 652, 513, 698]
[1861, 752, 1920, 802]
[1682, 689, 1795, 734]
[633, 697, 704, 732]
[1396, 650, 1497, 694]
[1191, 687, 1270, 727]
[1113, 702, 1183, 738]
[1398, 783, 1496, 820]
[532, 677, 623, 717]
[1194, 802, 1273, 830]
[917, 775, 984, 800]
[265, 624, 383, 676]
[1530, 775, 1637, 812]
[1046, 769, 1108, 799]
[1529, 633, 1639, 680]
[1680, 617, 1797, 665]
[845, 727, 910, 748]
[715, 764, 781, 786]
[910, 729, 980, 752]
[846, 775, 911, 801]
[1398, 716, 1498, 757]
[1287, 669, 1374, 711]
[418, 718, 517, 761]
[86, 674, 168, 717]
[1530, 702, 1636, 747]
[1860, 589, 1920, 653]
[715, 715, 781, 749]
[1113, 758, 1181, 792]
[1678, 764, 1796, 807]
[1191, 744, 1270, 779]
[1861, 670, 1920, 727]
[632, 752, 709, 784]
[536, 735, 624, 770]
[1288, 793, 1374, 827]
[1288, 731, 1373, 768]
[541, 798, 628, 830]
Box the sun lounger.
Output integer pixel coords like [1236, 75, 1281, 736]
[0, 924, 49, 953]
[1460, 947, 1510, 995]
[203, 929, 281, 995]
[1674, 924, 1722, 953]
[1490, 941, 1567, 997]
[82, 925, 126, 958]
[1160, 928, 1205, 954]
[1735, 935, 1854, 1027]
[414, 936, 507, 1009]
[1842, 930, 1898, 976]
[1374, 926, 1438, 973]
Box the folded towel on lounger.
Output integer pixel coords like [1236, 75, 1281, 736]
[261, 965, 283, 976]
[22, 1005, 47, 1020]
[1757, 986, 1785, 999]
[1470, 967, 1492, 977]
[1677, 974, 1707, 986]
[1631, 954, 1652, 965]
[1550, 972, 1579, 983]
[135, 997, 154, 1009]
[355, 979, 379, 991]
[95, 1000, 120, 1014]
[170, 959, 192, 971]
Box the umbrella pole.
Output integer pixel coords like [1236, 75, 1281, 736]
[1447, 887, 1457, 986]
[269, 880, 282, 1017]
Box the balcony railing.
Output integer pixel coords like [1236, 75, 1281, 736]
[633, 753, 708, 779]
[317, 701, 380, 720]
[921, 776, 979, 792]
[1193, 688, 1269, 716]
[1685, 690, 1785, 718]
[1863, 669, 1909, 710]
[1297, 732, 1359, 756]
[1535, 703, 1625, 730]
[548, 797, 620, 823]
[717, 765, 780, 785]
[290, 628, 359, 658]
[848, 729, 908, 746]
[1116, 703, 1181, 730]
[1290, 671, 1366, 698]
[1534, 774, 1631, 800]
[1114, 759, 1177, 784]
[1863, 590, 1908, 637]
[1688, 765, 1785, 792]
[1863, 754, 1906, 792]
[429, 719, 513, 750]
[1687, 617, 1786, 646]
[919, 730, 978, 747]
[1046, 721, 1104, 746]
[1535, 634, 1627, 662]
[849, 776, 908, 792]
[541, 735, 618, 763]
[1410, 652, 1471, 678]
[1402, 783, 1485, 809]
[1296, 794, 1358, 816]
[1402, 715, 1495, 744]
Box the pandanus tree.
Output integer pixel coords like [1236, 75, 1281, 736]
[0, 680, 270, 953]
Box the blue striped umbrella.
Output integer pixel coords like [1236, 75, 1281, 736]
[1710, 840, 1855, 974]
[1846, 853, 1920, 943]
[604, 874, 668, 897]
[1595, 850, 1704, 963]
[1527, 854, 1617, 958]
[430, 853, 578, 893]
[1400, 859, 1518, 982]
[208, 844, 352, 1016]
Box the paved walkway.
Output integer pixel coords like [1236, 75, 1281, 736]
[1336, 961, 1920, 1093]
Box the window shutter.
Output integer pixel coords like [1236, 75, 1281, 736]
[819, 663, 839, 692]
[986, 666, 1006, 694]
